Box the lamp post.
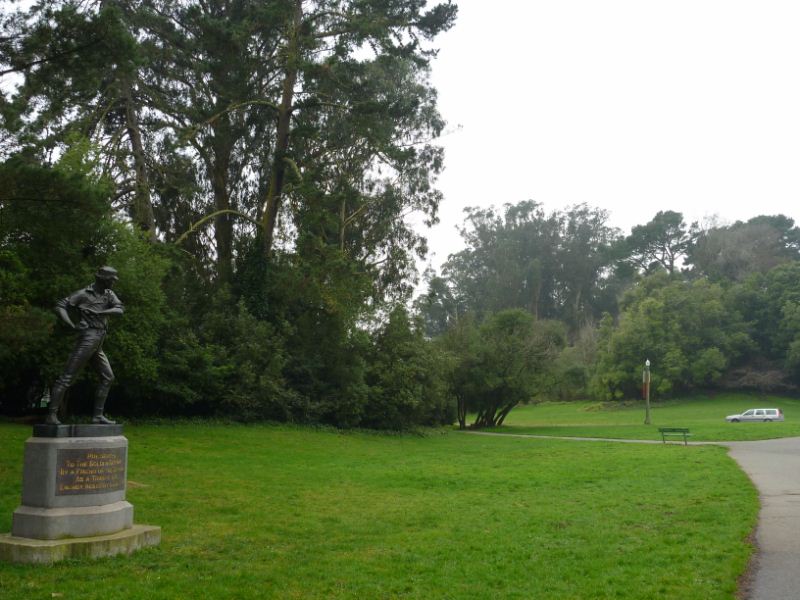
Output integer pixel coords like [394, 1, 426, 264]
[643, 359, 651, 425]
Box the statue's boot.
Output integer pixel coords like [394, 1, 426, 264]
[91, 380, 115, 425]
[92, 412, 116, 425]
[45, 381, 67, 425]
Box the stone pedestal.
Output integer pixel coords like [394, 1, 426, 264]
[0, 424, 160, 564]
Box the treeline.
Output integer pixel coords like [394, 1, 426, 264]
[2, 2, 798, 430]
[417, 202, 800, 421]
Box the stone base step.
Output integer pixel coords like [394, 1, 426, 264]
[0, 524, 161, 564]
[12, 500, 133, 539]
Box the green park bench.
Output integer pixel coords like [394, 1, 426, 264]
[658, 427, 691, 446]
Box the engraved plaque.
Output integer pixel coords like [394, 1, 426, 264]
[55, 447, 127, 495]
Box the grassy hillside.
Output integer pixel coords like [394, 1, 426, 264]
[0, 422, 756, 599]
[494, 393, 800, 441]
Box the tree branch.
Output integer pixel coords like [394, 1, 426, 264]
[175, 209, 260, 246]
[179, 99, 280, 143]
[0, 38, 102, 76]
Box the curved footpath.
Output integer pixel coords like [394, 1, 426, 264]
[726, 437, 800, 600]
[465, 431, 800, 600]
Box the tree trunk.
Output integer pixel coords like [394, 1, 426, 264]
[211, 136, 233, 286]
[474, 403, 500, 429]
[193, 88, 237, 285]
[339, 197, 346, 252]
[572, 287, 582, 327]
[530, 281, 540, 320]
[261, 0, 302, 257]
[528, 259, 541, 319]
[457, 395, 466, 430]
[496, 403, 515, 427]
[122, 79, 156, 241]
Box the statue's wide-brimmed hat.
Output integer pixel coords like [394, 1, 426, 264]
[95, 266, 119, 281]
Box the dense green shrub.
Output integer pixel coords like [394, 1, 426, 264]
[546, 324, 598, 400]
[442, 310, 564, 428]
[362, 307, 455, 429]
[590, 274, 753, 400]
[727, 262, 800, 384]
[0, 158, 109, 391]
[142, 292, 297, 420]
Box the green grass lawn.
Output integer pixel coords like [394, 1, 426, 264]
[492, 392, 800, 441]
[0, 422, 756, 599]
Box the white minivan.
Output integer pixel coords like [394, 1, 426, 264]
[725, 408, 784, 422]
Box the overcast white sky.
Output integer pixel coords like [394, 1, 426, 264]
[421, 0, 800, 270]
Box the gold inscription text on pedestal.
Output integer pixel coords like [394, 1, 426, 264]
[55, 448, 127, 495]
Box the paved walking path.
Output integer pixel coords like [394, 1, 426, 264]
[725, 437, 800, 600]
[465, 430, 718, 445]
[465, 431, 800, 600]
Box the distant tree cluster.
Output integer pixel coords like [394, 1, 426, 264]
[417, 201, 800, 411]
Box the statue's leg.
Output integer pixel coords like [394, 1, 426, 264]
[90, 347, 115, 424]
[46, 331, 103, 425]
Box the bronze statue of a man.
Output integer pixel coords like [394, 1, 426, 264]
[46, 266, 124, 425]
